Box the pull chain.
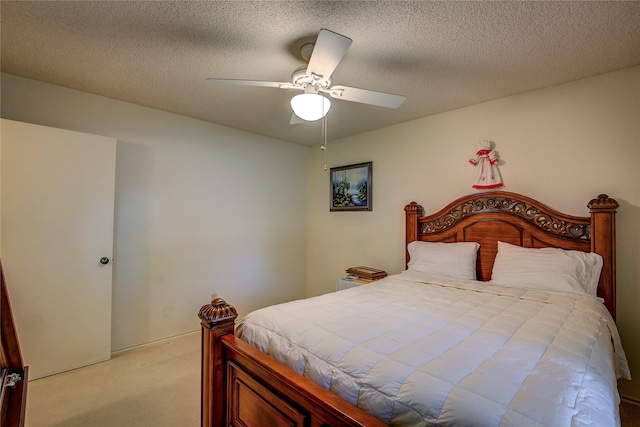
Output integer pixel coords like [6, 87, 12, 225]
[321, 96, 328, 171]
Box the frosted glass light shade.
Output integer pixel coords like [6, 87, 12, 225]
[290, 93, 331, 121]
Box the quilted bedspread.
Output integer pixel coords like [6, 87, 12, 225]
[237, 271, 630, 426]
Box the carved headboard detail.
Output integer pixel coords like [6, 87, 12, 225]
[416, 194, 591, 240]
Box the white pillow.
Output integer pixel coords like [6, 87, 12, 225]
[490, 241, 603, 296]
[407, 241, 480, 280]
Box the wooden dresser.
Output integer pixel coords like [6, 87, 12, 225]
[1, 260, 28, 427]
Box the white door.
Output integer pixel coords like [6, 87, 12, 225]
[0, 119, 116, 379]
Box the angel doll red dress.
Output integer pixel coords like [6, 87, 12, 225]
[468, 140, 503, 189]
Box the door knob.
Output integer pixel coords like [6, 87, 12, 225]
[100, 257, 110, 265]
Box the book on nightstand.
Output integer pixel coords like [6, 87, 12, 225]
[345, 266, 388, 281]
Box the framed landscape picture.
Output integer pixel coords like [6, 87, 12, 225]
[330, 162, 372, 211]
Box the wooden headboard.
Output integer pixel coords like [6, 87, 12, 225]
[405, 191, 619, 319]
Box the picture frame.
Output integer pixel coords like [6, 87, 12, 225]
[330, 162, 372, 211]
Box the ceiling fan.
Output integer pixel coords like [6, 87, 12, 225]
[206, 29, 406, 123]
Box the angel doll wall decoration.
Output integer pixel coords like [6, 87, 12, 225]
[468, 140, 503, 189]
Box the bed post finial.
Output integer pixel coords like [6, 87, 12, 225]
[588, 194, 619, 211]
[199, 298, 238, 328]
[588, 194, 619, 319]
[199, 298, 238, 427]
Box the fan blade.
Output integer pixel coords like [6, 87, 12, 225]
[306, 29, 352, 81]
[290, 113, 306, 125]
[206, 78, 298, 90]
[327, 85, 406, 109]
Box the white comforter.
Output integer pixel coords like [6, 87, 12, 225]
[237, 271, 630, 426]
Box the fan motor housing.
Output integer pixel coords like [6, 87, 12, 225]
[291, 67, 331, 89]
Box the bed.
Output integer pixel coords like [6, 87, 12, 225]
[198, 191, 629, 427]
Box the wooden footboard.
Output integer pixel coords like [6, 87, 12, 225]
[199, 298, 387, 427]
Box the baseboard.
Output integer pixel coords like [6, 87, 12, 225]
[111, 329, 199, 356]
[621, 395, 640, 406]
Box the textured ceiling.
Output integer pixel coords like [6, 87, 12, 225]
[1, 1, 639, 145]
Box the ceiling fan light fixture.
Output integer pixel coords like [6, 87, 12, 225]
[290, 93, 331, 121]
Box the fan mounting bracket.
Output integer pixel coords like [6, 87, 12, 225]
[300, 43, 315, 61]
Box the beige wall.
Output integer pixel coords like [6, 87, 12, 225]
[307, 66, 640, 399]
[0, 73, 309, 351]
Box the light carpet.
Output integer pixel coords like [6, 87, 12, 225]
[25, 332, 200, 427]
